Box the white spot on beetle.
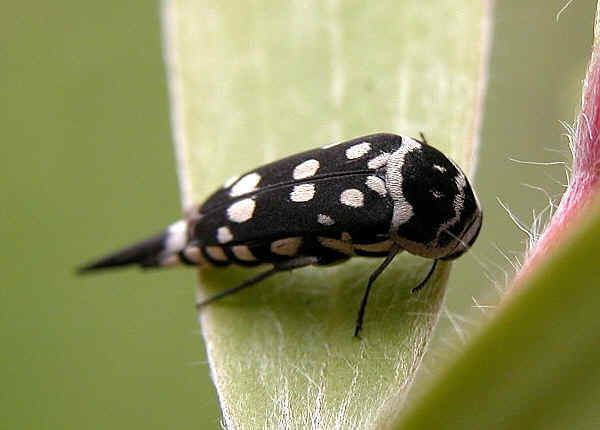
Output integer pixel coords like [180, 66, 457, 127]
[365, 176, 387, 196]
[165, 220, 187, 254]
[340, 189, 364, 207]
[227, 198, 256, 223]
[386, 136, 422, 229]
[452, 174, 467, 214]
[345, 142, 371, 159]
[433, 164, 447, 173]
[293, 159, 320, 179]
[231, 245, 256, 262]
[230, 172, 261, 197]
[392, 203, 414, 226]
[367, 152, 390, 169]
[454, 172, 467, 189]
[270, 237, 302, 256]
[317, 214, 335, 226]
[205, 246, 228, 262]
[217, 226, 233, 244]
[290, 183, 316, 202]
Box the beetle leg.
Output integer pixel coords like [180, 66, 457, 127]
[411, 259, 438, 293]
[196, 256, 319, 308]
[354, 243, 402, 338]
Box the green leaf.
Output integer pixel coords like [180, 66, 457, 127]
[392, 204, 600, 429]
[162, 1, 490, 427]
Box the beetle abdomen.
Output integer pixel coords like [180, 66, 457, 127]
[78, 220, 194, 272]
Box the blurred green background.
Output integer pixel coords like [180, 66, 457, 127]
[0, 1, 595, 428]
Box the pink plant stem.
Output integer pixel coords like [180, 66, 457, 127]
[511, 22, 600, 291]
